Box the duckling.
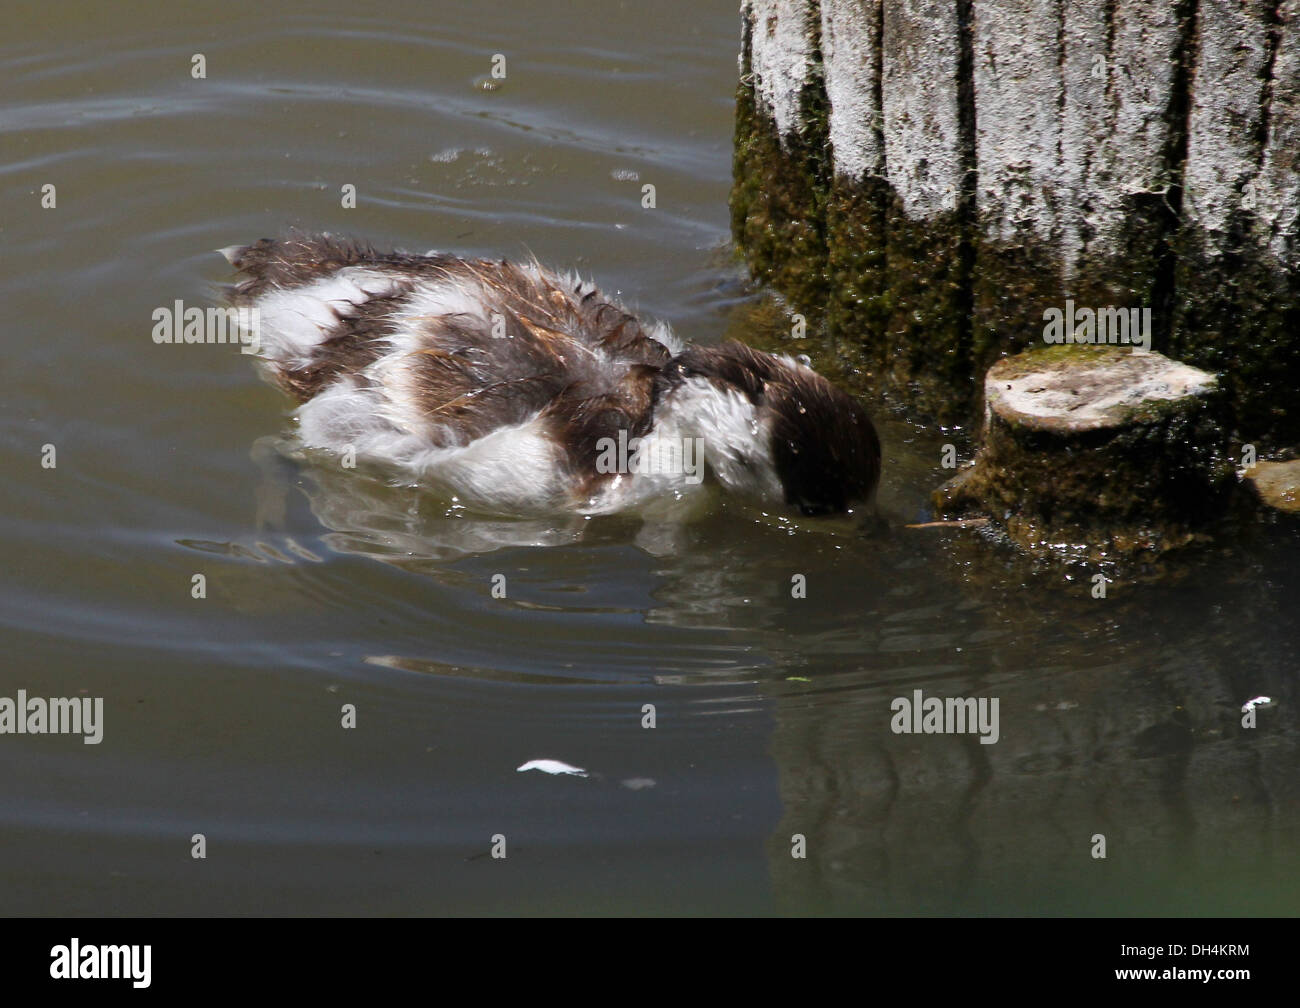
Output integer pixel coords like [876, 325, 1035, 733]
[222, 233, 880, 517]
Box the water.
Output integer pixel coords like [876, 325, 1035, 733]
[3, 0, 1297, 916]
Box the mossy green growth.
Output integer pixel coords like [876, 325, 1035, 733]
[1011, 342, 1132, 366]
[730, 17, 831, 327]
[970, 231, 1065, 374]
[1169, 226, 1300, 451]
[880, 199, 972, 424]
[824, 176, 890, 383]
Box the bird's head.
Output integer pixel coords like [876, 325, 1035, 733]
[654, 341, 881, 515]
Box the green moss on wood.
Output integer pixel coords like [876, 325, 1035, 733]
[970, 232, 1066, 375]
[885, 201, 971, 423]
[1169, 226, 1300, 451]
[824, 175, 890, 381]
[730, 6, 832, 325]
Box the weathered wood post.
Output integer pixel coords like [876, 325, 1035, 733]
[733, 0, 1300, 448]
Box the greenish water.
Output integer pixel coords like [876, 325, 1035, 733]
[1, 0, 1297, 915]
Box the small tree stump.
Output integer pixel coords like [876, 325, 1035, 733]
[934, 346, 1235, 559]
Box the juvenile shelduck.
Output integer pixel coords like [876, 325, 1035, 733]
[222, 233, 880, 517]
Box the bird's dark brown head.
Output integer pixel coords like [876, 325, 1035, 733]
[655, 341, 881, 516]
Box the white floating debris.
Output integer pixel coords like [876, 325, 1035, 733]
[1241, 696, 1273, 713]
[517, 759, 589, 777]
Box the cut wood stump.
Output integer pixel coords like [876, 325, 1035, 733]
[933, 346, 1236, 559]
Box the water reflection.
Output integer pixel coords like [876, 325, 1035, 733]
[232, 295, 1300, 911]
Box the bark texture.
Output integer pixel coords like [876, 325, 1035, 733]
[733, 0, 1300, 445]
